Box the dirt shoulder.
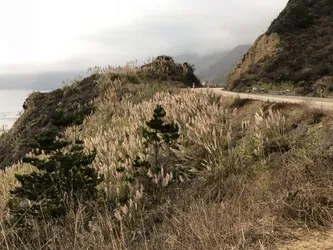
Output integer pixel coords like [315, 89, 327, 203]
[277, 230, 333, 250]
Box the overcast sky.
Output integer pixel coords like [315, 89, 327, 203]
[0, 0, 288, 74]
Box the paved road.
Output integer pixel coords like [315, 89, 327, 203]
[192, 88, 333, 111]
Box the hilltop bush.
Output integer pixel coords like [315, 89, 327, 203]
[140, 56, 201, 87]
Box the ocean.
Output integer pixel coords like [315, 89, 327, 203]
[0, 90, 33, 130]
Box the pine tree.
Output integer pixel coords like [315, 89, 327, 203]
[8, 139, 104, 224]
[142, 105, 179, 173]
[119, 105, 180, 193]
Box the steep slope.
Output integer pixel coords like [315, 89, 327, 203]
[3, 84, 333, 249]
[0, 74, 100, 169]
[198, 45, 251, 85]
[228, 0, 333, 95]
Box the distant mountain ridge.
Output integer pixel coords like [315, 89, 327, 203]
[0, 71, 85, 90]
[174, 46, 252, 86]
[174, 51, 227, 75]
[198, 45, 251, 85]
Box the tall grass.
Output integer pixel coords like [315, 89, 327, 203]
[1, 71, 333, 249]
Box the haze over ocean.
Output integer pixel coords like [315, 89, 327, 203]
[0, 90, 32, 129]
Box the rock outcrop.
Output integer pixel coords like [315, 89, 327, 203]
[141, 56, 202, 87]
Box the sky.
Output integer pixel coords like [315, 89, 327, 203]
[0, 0, 288, 75]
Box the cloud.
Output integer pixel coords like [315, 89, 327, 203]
[0, 57, 93, 75]
[0, 0, 289, 74]
[80, 0, 288, 63]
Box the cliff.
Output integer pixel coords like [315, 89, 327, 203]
[228, 0, 333, 96]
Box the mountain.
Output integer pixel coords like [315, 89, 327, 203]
[198, 45, 251, 85]
[174, 51, 227, 74]
[228, 0, 333, 95]
[0, 71, 86, 90]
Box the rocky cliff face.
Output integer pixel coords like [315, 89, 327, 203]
[228, 0, 333, 95]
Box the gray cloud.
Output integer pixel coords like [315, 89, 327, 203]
[80, 1, 288, 65]
[0, 57, 93, 75]
[1, 0, 289, 75]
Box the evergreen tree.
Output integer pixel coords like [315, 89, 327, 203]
[119, 105, 179, 193]
[8, 139, 104, 224]
[142, 105, 179, 172]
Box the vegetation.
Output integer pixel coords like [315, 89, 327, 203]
[229, 97, 252, 109]
[8, 139, 103, 225]
[266, 0, 333, 87]
[140, 56, 201, 87]
[0, 74, 100, 169]
[228, 0, 333, 96]
[1, 59, 333, 248]
[0, 56, 201, 170]
[122, 105, 180, 205]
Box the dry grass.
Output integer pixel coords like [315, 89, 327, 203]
[1, 71, 333, 249]
[306, 108, 326, 125]
[1, 207, 127, 250]
[230, 97, 252, 109]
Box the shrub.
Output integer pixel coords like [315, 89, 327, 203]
[230, 97, 252, 109]
[8, 138, 104, 226]
[307, 108, 326, 125]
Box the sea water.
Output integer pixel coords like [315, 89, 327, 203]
[0, 90, 33, 130]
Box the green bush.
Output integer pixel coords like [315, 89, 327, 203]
[8, 139, 104, 225]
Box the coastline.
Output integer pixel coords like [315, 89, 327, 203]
[0, 89, 35, 134]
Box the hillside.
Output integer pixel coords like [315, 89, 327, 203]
[228, 0, 333, 96]
[0, 56, 200, 169]
[198, 45, 251, 85]
[1, 56, 333, 249]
